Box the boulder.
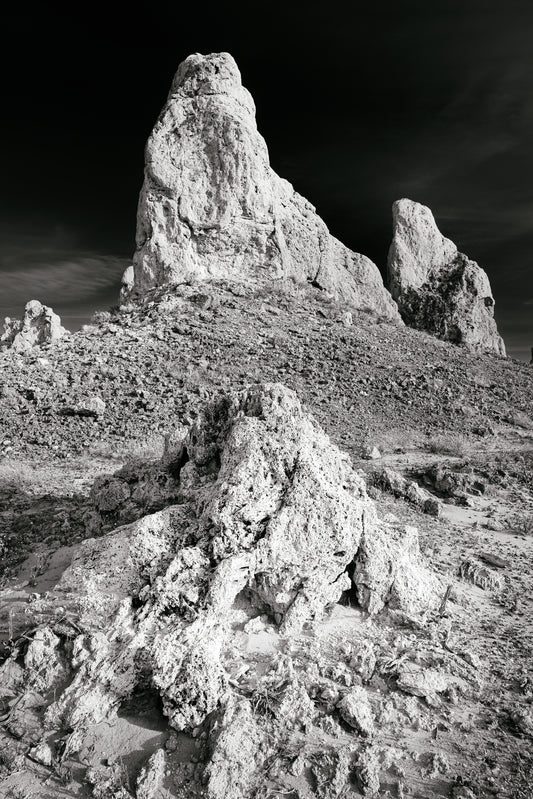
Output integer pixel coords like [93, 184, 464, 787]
[1, 300, 68, 351]
[396, 666, 452, 706]
[337, 686, 375, 736]
[354, 524, 442, 615]
[123, 52, 401, 322]
[387, 199, 505, 355]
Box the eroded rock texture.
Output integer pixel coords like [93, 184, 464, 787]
[0, 300, 68, 351]
[124, 52, 401, 322]
[1, 384, 441, 796]
[387, 199, 505, 355]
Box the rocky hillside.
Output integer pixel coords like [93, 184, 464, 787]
[0, 280, 529, 464]
[0, 281, 532, 798]
[0, 50, 531, 799]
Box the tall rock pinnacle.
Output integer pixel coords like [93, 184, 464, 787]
[123, 52, 401, 322]
[387, 199, 506, 355]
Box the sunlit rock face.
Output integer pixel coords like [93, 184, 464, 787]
[123, 52, 401, 322]
[0, 300, 68, 351]
[387, 199, 506, 355]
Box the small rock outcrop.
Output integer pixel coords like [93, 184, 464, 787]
[387, 199, 505, 355]
[0, 384, 441, 795]
[0, 300, 68, 351]
[123, 52, 401, 322]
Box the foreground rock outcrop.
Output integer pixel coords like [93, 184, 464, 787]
[0, 300, 68, 351]
[387, 199, 505, 355]
[0, 383, 441, 797]
[122, 52, 401, 323]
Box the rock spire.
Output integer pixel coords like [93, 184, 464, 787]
[122, 52, 401, 322]
[387, 199, 505, 355]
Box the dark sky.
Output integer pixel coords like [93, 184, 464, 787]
[1, 1, 532, 359]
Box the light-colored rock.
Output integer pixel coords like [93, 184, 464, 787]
[363, 445, 381, 460]
[509, 706, 533, 736]
[86, 763, 133, 799]
[5, 383, 440, 792]
[56, 505, 187, 625]
[387, 199, 505, 355]
[77, 396, 106, 417]
[0, 658, 24, 699]
[136, 749, 166, 799]
[353, 523, 442, 615]
[458, 558, 505, 591]
[340, 311, 353, 326]
[32, 384, 377, 739]
[28, 742, 54, 767]
[396, 666, 451, 706]
[60, 395, 106, 418]
[349, 640, 377, 682]
[124, 52, 401, 322]
[354, 746, 381, 797]
[24, 627, 66, 692]
[1, 300, 68, 351]
[337, 686, 375, 736]
[204, 696, 264, 799]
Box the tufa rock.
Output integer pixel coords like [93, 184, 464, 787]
[354, 523, 442, 615]
[1, 300, 68, 351]
[337, 686, 375, 736]
[4, 384, 441, 791]
[123, 52, 401, 322]
[387, 199, 505, 355]
[458, 558, 505, 591]
[204, 696, 265, 799]
[28, 742, 54, 767]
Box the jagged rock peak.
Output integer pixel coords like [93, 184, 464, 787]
[387, 199, 505, 355]
[0, 300, 68, 352]
[123, 52, 401, 323]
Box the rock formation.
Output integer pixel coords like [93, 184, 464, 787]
[0, 300, 68, 351]
[0, 383, 441, 796]
[122, 52, 401, 322]
[387, 199, 505, 355]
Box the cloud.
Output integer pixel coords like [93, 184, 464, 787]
[0, 232, 128, 319]
[0, 255, 126, 307]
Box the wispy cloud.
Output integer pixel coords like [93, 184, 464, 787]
[1, 255, 126, 306]
[0, 231, 128, 319]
